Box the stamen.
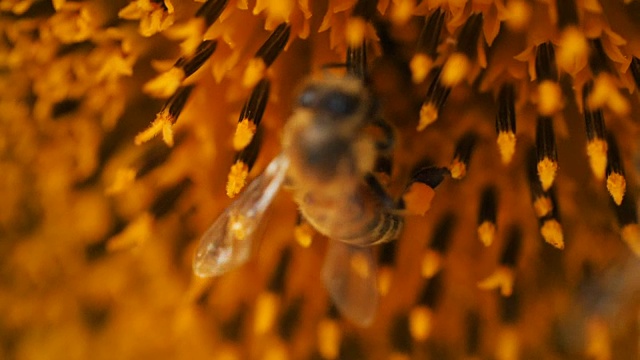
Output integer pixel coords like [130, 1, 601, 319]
[535, 42, 558, 82]
[346, 42, 367, 79]
[410, 8, 444, 83]
[254, 291, 280, 334]
[180, 39, 218, 78]
[540, 217, 564, 249]
[267, 247, 291, 293]
[420, 213, 454, 278]
[438, 13, 483, 88]
[318, 305, 342, 360]
[418, 68, 451, 130]
[137, 132, 186, 179]
[535, 116, 558, 191]
[631, 57, 640, 89]
[499, 289, 519, 324]
[254, 23, 291, 67]
[106, 213, 154, 252]
[149, 178, 192, 218]
[449, 132, 478, 180]
[477, 186, 498, 247]
[389, 315, 412, 356]
[605, 134, 626, 205]
[410, 273, 444, 341]
[243, 23, 290, 88]
[499, 226, 521, 269]
[465, 311, 481, 356]
[495, 84, 517, 164]
[135, 85, 195, 146]
[195, 0, 229, 28]
[233, 79, 270, 150]
[294, 214, 314, 248]
[586, 318, 612, 360]
[278, 297, 303, 341]
[582, 81, 608, 180]
[613, 191, 640, 256]
[556, 0, 579, 29]
[226, 128, 262, 197]
[555, 0, 588, 76]
[377, 241, 397, 296]
[478, 227, 520, 295]
[408, 306, 433, 342]
[526, 148, 553, 217]
[535, 43, 563, 115]
[455, 12, 484, 62]
[346, 0, 376, 46]
[428, 212, 456, 254]
[497, 327, 520, 360]
[588, 38, 610, 76]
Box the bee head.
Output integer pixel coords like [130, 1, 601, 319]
[296, 76, 373, 125]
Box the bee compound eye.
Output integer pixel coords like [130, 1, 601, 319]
[321, 90, 360, 116]
[298, 85, 320, 107]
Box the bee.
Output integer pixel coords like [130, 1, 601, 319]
[192, 48, 448, 326]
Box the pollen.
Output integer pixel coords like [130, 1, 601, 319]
[345, 16, 367, 47]
[243, 58, 267, 89]
[350, 252, 371, 278]
[621, 224, 640, 257]
[449, 158, 467, 180]
[537, 157, 558, 191]
[537, 80, 563, 116]
[556, 27, 589, 76]
[254, 291, 280, 335]
[586, 139, 608, 180]
[390, 0, 415, 26]
[409, 306, 433, 341]
[317, 318, 341, 360]
[294, 222, 314, 248]
[143, 67, 186, 98]
[478, 266, 515, 297]
[477, 221, 496, 247]
[377, 266, 393, 296]
[418, 102, 438, 131]
[441, 53, 470, 88]
[409, 53, 433, 84]
[504, 0, 532, 31]
[105, 167, 137, 194]
[420, 249, 442, 279]
[540, 219, 564, 249]
[233, 118, 257, 150]
[496, 132, 516, 165]
[134, 113, 174, 146]
[606, 172, 626, 206]
[533, 196, 553, 218]
[226, 161, 249, 198]
[106, 213, 154, 252]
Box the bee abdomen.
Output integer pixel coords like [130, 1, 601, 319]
[342, 211, 404, 247]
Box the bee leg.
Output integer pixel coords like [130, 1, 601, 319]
[365, 173, 396, 210]
[371, 117, 395, 152]
[399, 167, 450, 215]
[294, 211, 315, 248]
[367, 117, 396, 182]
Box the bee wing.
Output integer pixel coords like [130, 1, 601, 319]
[193, 154, 290, 278]
[321, 241, 378, 327]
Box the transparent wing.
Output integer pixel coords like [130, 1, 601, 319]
[193, 154, 290, 278]
[321, 240, 379, 327]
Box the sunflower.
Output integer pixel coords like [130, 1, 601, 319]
[1, 0, 639, 359]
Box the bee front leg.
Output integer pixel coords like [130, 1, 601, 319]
[399, 166, 450, 216]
